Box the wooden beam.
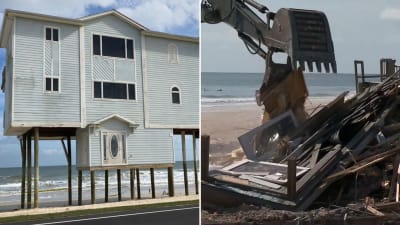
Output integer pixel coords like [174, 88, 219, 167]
[136, 169, 141, 199]
[389, 154, 400, 201]
[287, 158, 297, 200]
[130, 169, 134, 200]
[150, 168, 155, 198]
[67, 136, 72, 206]
[192, 131, 198, 194]
[105, 170, 108, 202]
[91, 171, 95, 204]
[201, 135, 210, 180]
[78, 170, 82, 205]
[27, 135, 32, 209]
[117, 169, 122, 201]
[181, 131, 189, 195]
[20, 135, 26, 209]
[33, 127, 39, 208]
[168, 167, 174, 197]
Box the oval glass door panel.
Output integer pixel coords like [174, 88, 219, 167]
[111, 135, 119, 158]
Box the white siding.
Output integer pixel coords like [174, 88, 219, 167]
[12, 17, 81, 123]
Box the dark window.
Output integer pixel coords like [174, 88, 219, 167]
[93, 35, 100, 55]
[102, 36, 125, 58]
[46, 28, 52, 40]
[111, 135, 119, 158]
[103, 82, 127, 99]
[45, 78, 52, 91]
[172, 87, 180, 104]
[53, 29, 59, 41]
[53, 78, 59, 91]
[127, 39, 134, 59]
[94, 81, 102, 98]
[128, 84, 135, 100]
[103, 135, 107, 160]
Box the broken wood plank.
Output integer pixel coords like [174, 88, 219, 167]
[239, 175, 281, 189]
[365, 205, 385, 216]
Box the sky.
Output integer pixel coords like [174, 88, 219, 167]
[202, 0, 400, 74]
[0, 0, 199, 168]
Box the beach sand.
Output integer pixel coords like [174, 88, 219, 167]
[201, 97, 332, 167]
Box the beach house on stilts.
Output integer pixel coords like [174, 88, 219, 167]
[0, 9, 199, 208]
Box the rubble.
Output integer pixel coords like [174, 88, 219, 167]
[202, 70, 400, 212]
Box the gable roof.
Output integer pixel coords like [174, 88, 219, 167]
[91, 114, 139, 128]
[79, 9, 148, 31]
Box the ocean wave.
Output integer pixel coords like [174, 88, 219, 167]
[202, 97, 256, 105]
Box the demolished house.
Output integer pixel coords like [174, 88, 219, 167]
[202, 61, 400, 213]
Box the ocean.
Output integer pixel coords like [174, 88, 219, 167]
[0, 161, 198, 209]
[201, 72, 373, 106]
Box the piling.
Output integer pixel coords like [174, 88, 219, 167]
[105, 170, 109, 202]
[168, 167, 174, 197]
[78, 170, 82, 205]
[27, 134, 32, 208]
[192, 131, 198, 194]
[91, 170, 95, 204]
[130, 169, 135, 199]
[201, 135, 210, 180]
[20, 135, 26, 209]
[33, 127, 39, 208]
[181, 131, 189, 195]
[117, 169, 122, 201]
[150, 168, 155, 198]
[136, 169, 141, 199]
[67, 136, 72, 205]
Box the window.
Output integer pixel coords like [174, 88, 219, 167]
[45, 28, 59, 41]
[172, 86, 180, 104]
[92, 34, 134, 59]
[44, 27, 60, 93]
[94, 81, 135, 100]
[168, 43, 178, 63]
[103, 132, 127, 165]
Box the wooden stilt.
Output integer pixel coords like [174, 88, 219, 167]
[117, 169, 122, 201]
[168, 167, 174, 197]
[27, 134, 32, 209]
[20, 135, 26, 209]
[105, 170, 108, 202]
[91, 171, 95, 204]
[78, 170, 82, 205]
[67, 137, 72, 205]
[192, 131, 198, 194]
[150, 168, 155, 198]
[201, 135, 210, 181]
[33, 127, 39, 208]
[136, 169, 141, 199]
[181, 131, 189, 195]
[287, 158, 297, 201]
[130, 169, 135, 200]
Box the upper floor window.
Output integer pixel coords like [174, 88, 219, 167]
[171, 86, 180, 104]
[93, 34, 134, 59]
[168, 43, 178, 63]
[46, 28, 59, 41]
[94, 81, 136, 100]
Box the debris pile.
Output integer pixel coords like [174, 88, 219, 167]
[202, 71, 400, 211]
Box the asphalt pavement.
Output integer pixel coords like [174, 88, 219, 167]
[1, 203, 199, 225]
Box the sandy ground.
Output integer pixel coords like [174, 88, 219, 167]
[201, 98, 331, 166]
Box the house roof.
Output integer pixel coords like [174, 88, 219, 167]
[91, 114, 139, 127]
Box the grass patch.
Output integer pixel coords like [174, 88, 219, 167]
[0, 200, 199, 224]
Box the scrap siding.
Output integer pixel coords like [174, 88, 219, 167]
[13, 17, 81, 123]
[145, 36, 199, 127]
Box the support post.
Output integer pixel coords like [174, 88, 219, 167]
[201, 135, 210, 181]
[181, 131, 189, 195]
[287, 158, 297, 200]
[91, 170, 95, 204]
[136, 169, 141, 199]
[27, 134, 32, 209]
[67, 136, 72, 206]
[192, 131, 198, 194]
[150, 168, 155, 198]
[33, 127, 39, 208]
[130, 169, 135, 200]
[117, 169, 122, 201]
[20, 135, 26, 209]
[78, 170, 82, 205]
[105, 170, 109, 202]
[168, 167, 174, 197]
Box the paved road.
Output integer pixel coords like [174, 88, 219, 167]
[3, 204, 199, 225]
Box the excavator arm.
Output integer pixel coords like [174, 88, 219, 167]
[202, 0, 336, 123]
